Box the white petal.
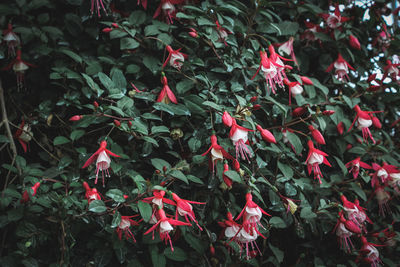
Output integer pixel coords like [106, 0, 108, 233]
[118, 218, 130, 230]
[231, 128, 248, 145]
[211, 148, 224, 161]
[291, 84, 304, 95]
[307, 152, 324, 165]
[357, 117, 372, 128]
[160, 221, 173, 233]
[96, 151, 111, 171]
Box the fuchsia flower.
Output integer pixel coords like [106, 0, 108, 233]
[236, 192, 270, 233]
[188, 28, 198, 38]
[14, 118, 32, 153]
[83, 182, 101, 204]
[157, 74, 177, 104]
[90, 0, 107, 17]
[373, 24, 391, 51]
[340, 195, 372, 229]
[356, 236, 383, 267]
[371, 162, 399, 188]
[222, 162, 233, 188]
[325, 53, 355, 82]
[137, 0, 147, 9]
[144, 208, 191, 251]
[171, 192, 205, 230]
[215, 20, 231, 46]
[252, 46, 291, 94]
[305, 140, 331, 184]
[333, 211, 361, 252]
[345, 157, 371, 179]
[319, 5, 350, 29]
[201, 134, 234, 172]
[300, 21, 322, 44]
[382, 59, 400, 84]
[21, 182, 40, 203]
[348, 105, 382, 144]
[142, 189, 176, 208]
[374, 185, 391, 217]
[82, 140, 120, 186]
[2, 49, 35, 89]
[277, 37, 298, 66]
[256, 125, 276, 144]
[163, 45, 187, 70]
[222, 111, 233, 127]
[229, 118, 253, 161]
[283, 78, 304, 105]
[116, 215, 140, 242]
[349, 35, 361, 50]
[308, 125, 325, 145]
[3, 24, 20, 56]
[69, 115, 83, 121]
[153, 0, 184, 24]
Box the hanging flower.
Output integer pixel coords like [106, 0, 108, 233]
[319, 5, 350, 29]
[137, 0, 147, 9]
[144, 208, 191, 251]
[188, 28, 198, 38]
[340, 194, 372, 229]
[157, 74, 177, 104]
[370, 162, 398, 188]
[300, 21, 322, 45]
[283, 78, 304, 105]
[372, 23, 391, 51]
[374, 186, 391, 217]
[142, 189, 176, 208]
[305, 140, 331, 184]
[349, 35, 361, 50]
[277, 37, 298, 67]
[82, 140, 120, 186]
[356, 237, 383, 267]
[337, 122, 345, 135]
[229, 119, 253, 161]
[222, 111, 233, 127]
[82, 182, 101, 204]
[235, 192, 270, 233]
[308, 125, 325, 145]
[21, 182, 41, 203]
[2, 24, 20, 56]
[201, 134, 234, 172]
[215, 20, 231, 46]
[2, 50, 35, 89]
[14, 118, 32, 153]
[222, 162, 233, 188]
[256, 125, 276, 144]
[116, 215, 140, 242]
[348, 105, 382, 144]
[325, 53, 355, 82]
[382, 59, 400, 84]
[171, 192, 205, 230]
[333, 211, 361, 253]
[153, 0, 184, 24]
[163, 45, 187, 70]
[90, 0, 108, 17]
[345, 157, 371, 179]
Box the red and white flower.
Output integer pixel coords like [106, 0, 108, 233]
[3, 24, 20, 56]
[14, 118, 32, 153]
[144, 208, 191, 251]
[325, 53, 355, 82]
[201, 134, 234, 172]
[345, 157, 371, 179]
[2, 50, 35, 89]
[277, 37, 298, 66]
[356, 237, 382, 267]
[153, 0, 184, 24]
[142, 189, 176, 208]
[374, 186, 391, 217]
[348, 105, 382, 144]
[116, 215, 140, 242]
[21, 182, 41, 203]
[382, 59, 400, 84]
[157, 74, 177, 104]
[90, 0, 107, 17]
[171, 192, 205, 230]
[236, 192, 270, 233]
[305, 140, 331, 183]
[163, 45, 187, 70]
[215, 20, 231, 46]
[229, 119, 253, 161]
[319, 5, 350, 29]
[83, 182, 101, 204]
[283, 79, 304, 105]
[82, 140, 120, 186]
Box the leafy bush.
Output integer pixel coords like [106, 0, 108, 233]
[0, 0, 399, 266]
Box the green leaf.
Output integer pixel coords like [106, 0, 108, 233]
[164, 247, 187, 261]
[277, 161, 294, 179]
[186, 175, 204, 184]
[111, 211, 122, 228]
[120, 37, 139, 50]
[59, 48, 82, 63]
[169, 170, 189, 184]
[98, 72, 115, 91]
[70, 129, 85, 141]
[150, 248, 166, 267]
[265, 96, 287, 116]
[269, 216, 287, 229]
[350, 183, 367, 201]
[138, 201, 152, 222]
[269, 243, 284, 263]
[106, 189, 126, 203]
[151, 158, 171, 170]
[153, 103, 191, 116]
[285, 131, 303, 154]
[151, 126, 170, 134]
[223, 170, 242, 183]
[202, 101, 222, 111]
[277, 21, 299, 36]
[82, 73, 104, 96]
[88, 200, 107, 213]
[53, 136, 70, 145]
[300, 206, 317, 219]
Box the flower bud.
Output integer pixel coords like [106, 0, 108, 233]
[163, 166, 167, 173]
[300, 76, 313, 85]
[346, 144, 353, 150]
[292, 106, 307, 117]
[111, 23, 119, 28]
[123, 195, 129, 199]
[285, 199, 298, 214]
[188, 28, 198, 38]
[209, 245, 215, 256]
[252, 104, 261, 110]
[322, 110, 335, 116]
[308, 125, 325, 145]
[69, 115, 82, 121]
[114, 120, 121, 127]
[349, 35, 361, 50]
[250, 96, 258, 102]
[372, 116, 382, 129]
[128, 121, 133, 128]
[93, 101, 99, 108]
[337, 122, 344, 135]
[256, 125, 276, 143]
[102, 28, 113, 33]
[222, 111, 233, 127]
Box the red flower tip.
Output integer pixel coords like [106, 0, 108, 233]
[322, 110, 335, 115]
[252, 104, 261, 110]
[372, 117, 382, 129]
[69, 115, 83, 121]
[349, 35, 361, 50]
[188, 28, 198, 38]
[222, 111, 233, 127]
[128, 121, 133, 128]
[93, 101, 99, 108]
[111, 23, 119, 28]
[83, 181, 90, 191]
[337, 122, 344, 135]
[114, 120, 121, 127]
[292, 106, 307, 117]
[300, 76, 313, 85]
[250, 96, 258, 102]
[102, 28, 113, 33]
[346, 144, 352, 150]
[367, 73, 377, 82]
[123, 194, 129, 199]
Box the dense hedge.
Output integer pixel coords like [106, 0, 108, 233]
[0, 0, 400, 266]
